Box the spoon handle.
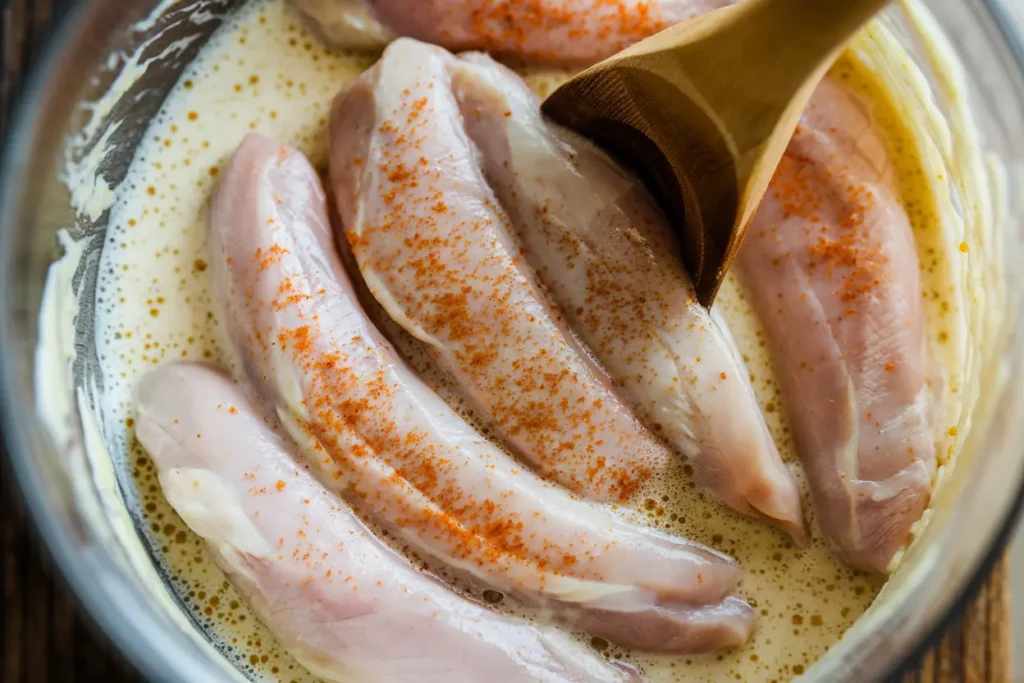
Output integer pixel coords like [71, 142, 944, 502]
[604, 0, 889, 291]
[688, 0, 893, 225]
[716, 0, 892, 113]
[736, 0, 893, 70]
[542, 0, 891, 306]
[612, 0, 891, 164]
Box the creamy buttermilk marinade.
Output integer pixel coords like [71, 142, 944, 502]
[80, 1, 977, 681]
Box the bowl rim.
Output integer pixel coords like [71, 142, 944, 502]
[2, 1, 1024, 682]
[0, 3, 235, 682]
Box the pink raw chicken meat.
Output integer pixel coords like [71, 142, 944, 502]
[209, 131, 755, 652]
[738, 76, 936, 573]
[330, 38, 675, 505]
[444, 49, 804, 540]
[292, 0, 735, 64]
[136, 362, 639, 683]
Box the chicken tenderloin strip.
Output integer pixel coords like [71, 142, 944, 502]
[292, 0, 736, 64]
[136, 363, 638, 683]
[330, 38, 673, 505]
[210, 132, 755, 651]
[738, 77, 936, 573]
[447, 51, 805, 541]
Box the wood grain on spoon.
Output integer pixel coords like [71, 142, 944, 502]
[542, 0, 891, 306]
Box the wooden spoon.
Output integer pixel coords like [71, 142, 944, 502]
[542, 0, 890, 307]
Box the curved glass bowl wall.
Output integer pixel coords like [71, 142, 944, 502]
[2, 1, 1022, 681]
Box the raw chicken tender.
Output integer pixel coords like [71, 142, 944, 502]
[292, 0, 735, 64]
[210, 132, 755, 652]
[447, 51, 804, 540]
[738, 76, 936, 573]
[330, 38, 674, 504]
[136, 363, 637, 683]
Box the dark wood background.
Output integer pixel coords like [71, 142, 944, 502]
[3, 2, 135, 680]
[0, 1, 1012, 681]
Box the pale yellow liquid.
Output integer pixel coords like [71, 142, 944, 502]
[92, 1, 960, 680]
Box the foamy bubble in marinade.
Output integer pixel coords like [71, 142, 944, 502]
[92, 1, 958, 681]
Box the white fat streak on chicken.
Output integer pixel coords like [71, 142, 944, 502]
[291, 0, 395, 50]
[443, 50, 805, 541]
[136, 362, 638, 683]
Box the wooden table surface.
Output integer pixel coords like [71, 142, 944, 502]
[0, 2, 1013, 682]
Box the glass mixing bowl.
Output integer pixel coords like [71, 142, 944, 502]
[2, 1, 1023, 681]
